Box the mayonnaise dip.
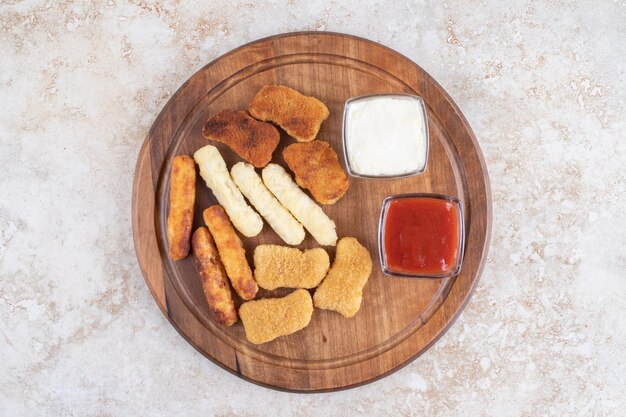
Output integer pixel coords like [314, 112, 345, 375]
[344, 95, 428, 177]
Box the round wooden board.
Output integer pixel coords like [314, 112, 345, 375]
[132, 32, 492, 392]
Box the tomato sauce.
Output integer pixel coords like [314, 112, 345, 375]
[383, 196, 461, 276]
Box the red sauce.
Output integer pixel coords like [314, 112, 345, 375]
[383, 197, 461, 276]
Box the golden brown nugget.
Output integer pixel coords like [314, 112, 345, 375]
[313, 237, 373, 318]
[202, 110, 280, 168]
[283, 140, 349, 205]
[248, 85, 329, 142]
[239, 289, 313, 344]
[253, 245, 330, 290]
[191, 227, 238, 326]
[203, 205, 258, 300]
[167, 155, 196, 260]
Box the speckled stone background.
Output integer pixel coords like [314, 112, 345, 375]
[1, 1, 625, 416]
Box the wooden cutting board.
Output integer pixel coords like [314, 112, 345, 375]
[132, 32, 492, 392]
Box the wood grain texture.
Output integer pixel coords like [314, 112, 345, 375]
[131, 32, 492, 392]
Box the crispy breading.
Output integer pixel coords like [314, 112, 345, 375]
[203, 205, 258, 300]
[239, 289, 313, 344]
[248, 85, 329, 142]
[313, 237, 373, 318]
[230, 162, 305, 245]
[191, 227, 238, 326]
[202, 110, 280, 168]
[253, 245, 330, 290]
[167, 155, 196, 260]
[261, 164, 337, 246]
[283, 140, 349, 205]
[193, 145, 263, 237]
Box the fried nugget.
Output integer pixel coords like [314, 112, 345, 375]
[230, 162, 305, 245]
[193, 145, 263, 237]
[203, 205, 258, 300]
[283, 140, 349, 205]
[261, 164, 337, 246]
[239, 289, 313, 344]
[192, 227, 238, 326]
[313, 237, 373, 318]
[248, 85, 329, 142]
[253, 245, 330, 290]
[202, 110, 280, 168]
[167, 155, 196, 260]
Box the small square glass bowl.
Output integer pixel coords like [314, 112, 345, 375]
[342, 94, 430, 179]
[378, 193, 465, 279]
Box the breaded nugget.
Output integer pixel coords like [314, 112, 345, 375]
[239, 289, 313, 344]
[167, 155, 196, 260]
[230, 162, 305, 245]
[193, 145, 263, 237]
[191, 227, 238, 326]
[283, 140, 349, 205]
[262, 164, 337, 246]
[203, 205, 258, 300]
[202, 110, 280, 168]
[248, 85, 329, 142]
[253, 245, 330, 290]
[313, 237, 373, 318]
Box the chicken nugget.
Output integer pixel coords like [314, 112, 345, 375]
[249, 85, 329, 142]
[193, 145, 263, 237]
[253, 245, 330, 290]
[167, 155, 196, 260]
[203, 205, 258, 300]
[202, 110, 280, 168]
[283, 140, 349, 204]
[230, 162, 305, 245]
[313, 237, 373, 318]
[191, 227, 238, 326]
[262, 164, 337, 246]
[239, 289, 313, 344]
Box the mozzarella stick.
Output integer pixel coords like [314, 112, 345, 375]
[193, 145, 263, 237]
[203, 205, 258, 300]
[239, 289, 313, 344]
[230, 162, 305, 245]
[261, 163, 337, 246]
[191, 227, 238, 326]
[167, 155, 196, 260]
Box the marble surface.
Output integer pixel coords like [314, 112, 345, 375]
[1, 0, 625, 415]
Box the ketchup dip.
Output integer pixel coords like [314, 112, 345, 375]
[379, 194, 464, 278]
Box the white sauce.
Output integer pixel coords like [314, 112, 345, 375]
[345, 96, 427, 177]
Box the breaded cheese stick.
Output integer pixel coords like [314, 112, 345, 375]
[191, 227, 238, 326]
[253, 245, 329, 290]
[167, 155, 196, 260]
[203, 205, 258, 300]
[193, 145, 263, 237]
[230, 162, 305, 245]
[261, 164, 337, 246]
[313, 237, 373, 318]
[239, 289, 313, 344]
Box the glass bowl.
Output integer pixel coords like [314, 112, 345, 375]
[341, 94, 430, 179]
[378, 193, 465, 279]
